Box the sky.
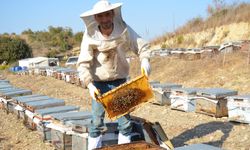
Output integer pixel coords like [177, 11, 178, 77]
[1, 0, 249, 40]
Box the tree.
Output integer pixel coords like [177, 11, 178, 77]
[46, 49, 58, 58]
[0, 36, 33, 63]
[74, 32, 84, 44]
[22, 29, 34, 35]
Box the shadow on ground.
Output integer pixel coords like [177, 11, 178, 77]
[171, 121, 234, 147]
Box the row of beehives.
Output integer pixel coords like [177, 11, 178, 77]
[150, 41, 243, 58]
[16, 66, 84, 87]
[150, 48, 214, 58]
[13, 67, 250, 123]
[0, 79, 173, 150]
[151, 82, 250, 124]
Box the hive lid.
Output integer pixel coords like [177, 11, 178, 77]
[175, 144, 222, 150]
[197, 88, 237, 99]
[35, 105, 80, 116]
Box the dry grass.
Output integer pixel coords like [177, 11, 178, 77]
[151, 3, 250, 46]
[130, 50, 250, 94]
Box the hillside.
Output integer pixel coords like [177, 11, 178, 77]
[151, 3, 250, 49]
[151, 22, 250, 49]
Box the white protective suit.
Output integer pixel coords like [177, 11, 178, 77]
[77, 1, 150, 87]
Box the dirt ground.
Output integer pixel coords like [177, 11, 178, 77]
[1, 51, 250, 150]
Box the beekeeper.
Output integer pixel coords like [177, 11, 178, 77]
[77, 0, 151, 149]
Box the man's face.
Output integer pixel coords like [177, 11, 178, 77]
[95, 10, 114, 30]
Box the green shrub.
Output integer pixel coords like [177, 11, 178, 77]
[0, 36, 33, 63]
[0, 65, 10, 70]
[46, 49, 59, 58]
[161, 43, 167, 49]
[176, 35, 184, 44]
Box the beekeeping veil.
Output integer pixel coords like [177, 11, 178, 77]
[80, 0, 127, 41]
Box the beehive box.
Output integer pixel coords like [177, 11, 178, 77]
[51, 111, 92, 125]
[45, 67, 52, 76]
[34, 67, 41, 75]
[170, 88, 201, 112]
[66, 119, 92, 133]
[227, 95, 250, 123]
[39, 67, 47, 76]
[71, 122, 118, 150]
[0, 98, 4, 109]
[0, 79, 10, 83]
[195, 88, 237, 117]
[15, 95, 51, 107]
[12, 94, 44, 103]
[152, 83, 182, 106]
[74, 74, 82, 86]
[33, 106, 80, 140]
[71, 120, 145, 150]
[28, 68, 34, 75]
[51, 129, 72, 150]
[175, 144, 222, 150]
[0, 84, 13, 89]
[103, 121, 118, 133]
[95, 141, 165, 150]
[23, 99, 65, 129]
[66, 71, 78, 83]
[55, 68, 69, 80]
[102, 121, 145, 147]
[35, 106, 80, 119]
[37, 122, 52, 142]
[46, 66, 60, 77]
[6, 101, 18, 114]
[50, 111, 92, 150]
[0, 84, 14, 109]
[0, 88, 32, 99]
[12, 104, 25, 118]
[102, 133, 119, 147]
[25, 98, 65, 112]
[65, 74, 71, 83]
[149, 81, 160, 87]
[72, 132, 88, 150]
[0, 88, 32, 113]
[61, 69, 76, 81]
[0, 96, 16, 114]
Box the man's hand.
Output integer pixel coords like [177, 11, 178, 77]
[141, 58, 151, 77]
[87, 83, 100, 100]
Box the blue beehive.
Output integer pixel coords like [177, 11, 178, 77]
[0, 88, 32, 99]
[15, 95, 51, 105]
[35, 105, 80, 117]
[12, 94, 44, 102]
[51, 111, 92, 124]
[0, 79, 10, 83]
[0, 84, 13, 89]
[33, 106, 80, 142]
[50, 111, 92, 150]
[25, 98, 65, 112]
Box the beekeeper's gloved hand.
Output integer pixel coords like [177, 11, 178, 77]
[141, 58, 151, 77]
[87, 82, 100, 100]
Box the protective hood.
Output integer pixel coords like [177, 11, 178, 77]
[80, 0, 127, 40]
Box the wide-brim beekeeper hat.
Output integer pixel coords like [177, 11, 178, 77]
[80, 0, 126, 40]
[80, 0, 122, 17]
